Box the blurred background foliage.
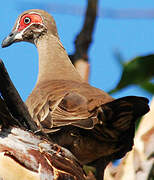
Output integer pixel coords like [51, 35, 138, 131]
[109, 53, 154, 95]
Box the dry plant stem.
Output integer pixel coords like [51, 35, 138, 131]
[104, 99, 154, 180]
[0, 59, 37, 131]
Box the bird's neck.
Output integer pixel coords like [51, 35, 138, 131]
[35, 34, 82, 84]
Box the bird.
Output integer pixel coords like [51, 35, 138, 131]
[1, 9, 150, 171]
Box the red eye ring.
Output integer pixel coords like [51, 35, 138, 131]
[18, 14, 43, 32]
[24, 17, 31, 24]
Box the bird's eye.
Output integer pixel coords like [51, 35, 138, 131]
[24, 17, 31, 24]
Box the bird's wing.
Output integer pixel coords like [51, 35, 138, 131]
[26, 81, 114, 132]
[51, 92, 99, 128]
[31, 91, 99, 131]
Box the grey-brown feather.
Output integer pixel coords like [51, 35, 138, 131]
[26, 80, 114, 132]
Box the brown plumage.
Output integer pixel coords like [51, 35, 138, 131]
[2, 9, 150, 168]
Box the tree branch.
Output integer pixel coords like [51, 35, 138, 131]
[0, 59, 86, 180]
[0, 59, 37, 132]
[0, 127, 85, 180]
[70, 0, 98, 81]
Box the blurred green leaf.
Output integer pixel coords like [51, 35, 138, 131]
[109, 54, 154, 94]
[83, 165, 96, 175]
[140, 81, 154, 94]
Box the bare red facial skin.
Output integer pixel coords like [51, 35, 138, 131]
[18, 14, 43, 32]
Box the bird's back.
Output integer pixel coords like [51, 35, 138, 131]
[25, 80, 114, 130]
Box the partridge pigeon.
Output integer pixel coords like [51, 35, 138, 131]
[2, 9, 149, 168]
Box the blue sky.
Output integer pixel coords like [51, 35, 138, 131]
[0, 0, 153, 102]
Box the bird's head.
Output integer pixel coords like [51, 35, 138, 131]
[2, 9, 58, 47]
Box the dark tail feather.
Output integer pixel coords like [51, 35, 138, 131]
[101, 96, 150, 132]
[114, 96, 150, 118]
[95, 96, 150, 159]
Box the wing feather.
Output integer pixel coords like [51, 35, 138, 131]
[50, 92, 97, 128]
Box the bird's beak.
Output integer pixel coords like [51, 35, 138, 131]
[1, 31, 22, 48]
